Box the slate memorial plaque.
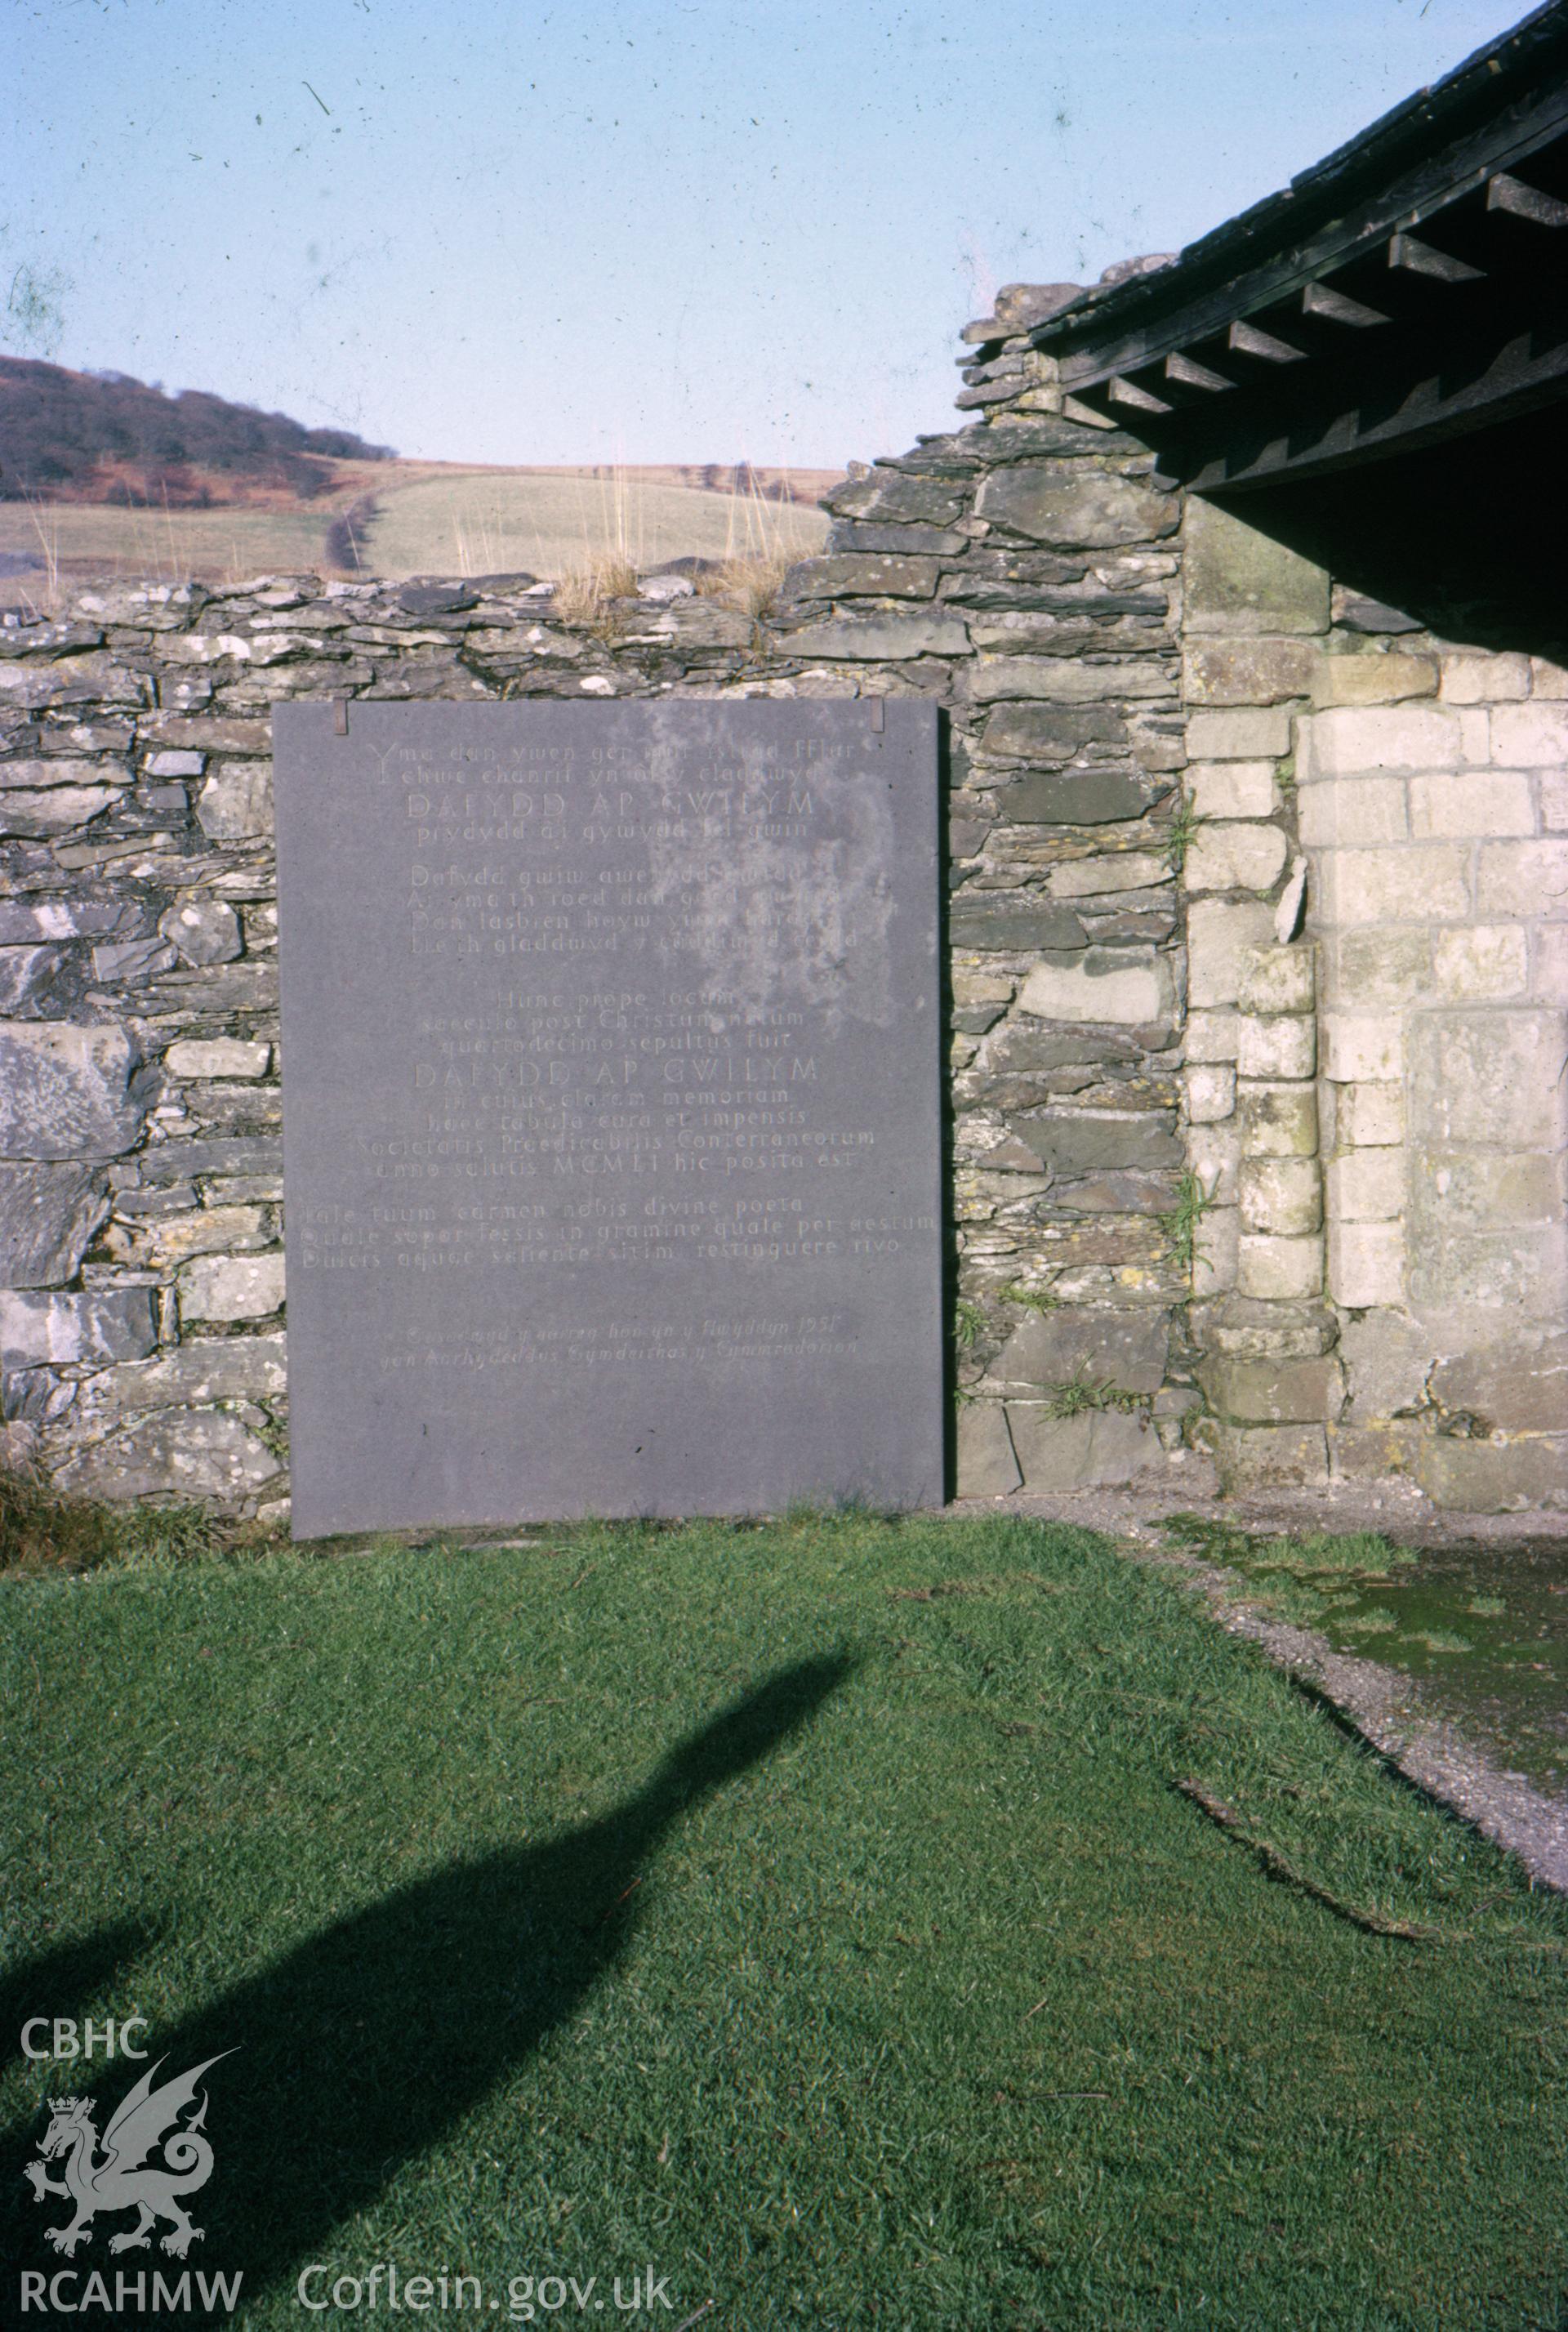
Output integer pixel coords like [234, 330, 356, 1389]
[274, 699, 942, 1535]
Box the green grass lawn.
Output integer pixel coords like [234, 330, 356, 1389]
[4, 1515, 1566, 2329]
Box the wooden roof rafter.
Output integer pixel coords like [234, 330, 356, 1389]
[1035, 3, 1568, 488]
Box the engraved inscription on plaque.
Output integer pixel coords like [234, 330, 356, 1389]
[273, 700, 942, 1534]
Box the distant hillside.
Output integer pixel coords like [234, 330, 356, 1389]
[0, 356, 393, 506]
[558, 461, 841, 511]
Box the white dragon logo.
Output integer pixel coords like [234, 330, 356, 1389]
[24, 2053, 233, 2259]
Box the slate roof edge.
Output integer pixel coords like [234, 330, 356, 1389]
[1028, 0, 1568, 356]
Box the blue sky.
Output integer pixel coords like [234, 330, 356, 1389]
[2, 0, 1533, 468]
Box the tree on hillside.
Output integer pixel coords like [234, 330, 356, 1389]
[0, 357, 393, 502]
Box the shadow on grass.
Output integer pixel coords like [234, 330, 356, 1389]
[4, 1655, 853, 2313]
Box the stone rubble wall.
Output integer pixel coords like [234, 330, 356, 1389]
[0, 366, 1210, 1513]
[3, 299, 1561, 1518]
[1175, 498, 1568, 1511]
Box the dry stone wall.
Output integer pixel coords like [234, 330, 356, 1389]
[10, 293, 1555, 1519]
[6, 291, 1556, 1520]
[0, 377, 1211, 1514]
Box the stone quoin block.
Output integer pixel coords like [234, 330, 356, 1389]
[1180, 497, 1330, 637]
[1296, 774, 1408, 848]
[1184, 1008, 1240, 1062]
[973, 464, 1178, 548]
[1200, 1295, 1338, 1361]
[1533, 925, 1568, 1002]
[1182, 821, 1289, 894]
[1186, 898, 1275, 1008]
[1240, 1157, 1322, 1237]
[1192, 1204, 1240, 1296]
[1326, 1148, 1405, 1222]
[1236, 1081, 1319, 1157]
[1185, 1064, 1236, 1123]
[1199, 1353, 1342, 1425]
[956, 1401, 1022, 1498]
[1185, 707, 1291, 760]
[1237, 1015, 1316, 1081]
[1185, 1120, 1241, 1207]
[1183, 637, 1321, 706]
[1309, 653, 1437, 708]
[1236, 1232, 1324, 1300]
[1328, 1220, 1405, 1308]
[1185, 760, 1277, 818]
[1321, 1013, 1403, 1083]
[1237, 943, 1316, 1017]
[1334, 1081, 1405, 1147]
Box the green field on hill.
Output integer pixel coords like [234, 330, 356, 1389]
[0, 466, 829, 598]
[359, 469, 827, 580]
